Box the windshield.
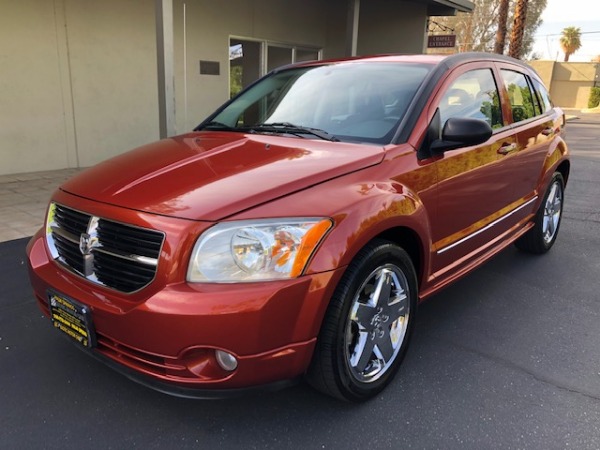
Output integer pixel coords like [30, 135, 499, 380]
[199, 62, 432, 144]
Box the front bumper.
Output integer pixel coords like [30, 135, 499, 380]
[27, 230, 344, 395]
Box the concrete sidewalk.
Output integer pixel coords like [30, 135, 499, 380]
[0, 168, 83, 242]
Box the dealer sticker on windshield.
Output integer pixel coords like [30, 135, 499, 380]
[48, 291, 96, 348]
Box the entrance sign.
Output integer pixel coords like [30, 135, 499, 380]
[428, 35, 456, 48]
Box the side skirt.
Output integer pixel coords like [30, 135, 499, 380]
[418, 218, 535, 301]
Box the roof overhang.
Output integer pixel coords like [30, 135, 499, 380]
[424, 0, 474, 16]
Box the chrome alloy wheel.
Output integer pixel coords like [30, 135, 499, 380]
[542, 179, 563, 245]
[344, 264, 410, 383]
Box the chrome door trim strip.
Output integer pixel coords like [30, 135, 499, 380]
[437, 196, 538, 255]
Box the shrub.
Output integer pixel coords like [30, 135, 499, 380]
[589, 86, 600, 109]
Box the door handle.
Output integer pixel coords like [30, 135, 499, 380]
[497, 143, 517, 155]
[541, 127, 554, 136]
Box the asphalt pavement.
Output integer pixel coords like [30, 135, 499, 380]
[1, 114, 599, 449]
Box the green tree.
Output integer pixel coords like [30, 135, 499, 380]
[560, 26, 582, 62]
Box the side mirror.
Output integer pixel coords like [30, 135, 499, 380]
[431, 117, 493, 153]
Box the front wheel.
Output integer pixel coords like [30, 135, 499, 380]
[516, 172, 565, 254]
[307, 239, 417, 401]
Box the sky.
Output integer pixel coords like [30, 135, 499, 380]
[532, 0, 600, 61]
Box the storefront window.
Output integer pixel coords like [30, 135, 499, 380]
[229, 38, 321, 98]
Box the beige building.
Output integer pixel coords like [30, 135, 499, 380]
[1, 0, 472, 176]
[530, 60, 600, 109]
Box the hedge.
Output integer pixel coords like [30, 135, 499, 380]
[589, 86, 600, 109]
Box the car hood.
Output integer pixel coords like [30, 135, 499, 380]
[60, 132, 384, 221]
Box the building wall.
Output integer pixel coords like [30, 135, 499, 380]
[529, 60, 555, 87]
[0, 0, 159, 176]
[358, 1, 428, 55]
[65, 0, 160, 168]
[530, 60, 600, 109]
[1, 1, 75, 174]
[1, 0, 430, 176]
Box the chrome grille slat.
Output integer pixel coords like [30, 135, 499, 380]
[46, 203, 165, 293]
[94, 247, 158, 266]
[54, 204, 90, 236]
[94, 253, 156, 278]
[53, 234, 85, 273]
[50, 225, 80, 244]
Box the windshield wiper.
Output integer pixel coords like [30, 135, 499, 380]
[244, 122, 340, 142]
[197, 121, 238, 131]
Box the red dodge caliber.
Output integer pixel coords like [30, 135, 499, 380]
[27, 53, 569, 401]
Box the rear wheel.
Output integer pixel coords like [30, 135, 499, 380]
[307, 239, 417, 401]
[516, 172, 565, 254]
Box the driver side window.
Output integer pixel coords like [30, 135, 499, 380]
[439, 69, 503, 129]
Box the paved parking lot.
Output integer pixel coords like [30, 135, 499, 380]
[1, 114, 599, 449]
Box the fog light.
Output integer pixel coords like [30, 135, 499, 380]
[215, 350, 238, 371]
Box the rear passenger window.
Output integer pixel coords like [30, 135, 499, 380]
[528, 78, 543, 116]
[532, 79, 553, 113]
[439, 69, 503, 129]
[501, 69, 538, 123]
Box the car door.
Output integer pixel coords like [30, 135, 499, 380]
[495, 64, 562, 206]
[425, 63, 521, 277]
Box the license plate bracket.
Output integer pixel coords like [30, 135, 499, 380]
[48, 291, 96, 348]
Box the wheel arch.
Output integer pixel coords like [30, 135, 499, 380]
[375, 227, 424, 288]
[556, 159, 570, 186]
[538, 136, 570, 197]
[305, 190, 431, 291]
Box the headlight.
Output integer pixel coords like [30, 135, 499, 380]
[187, 218, 333, 282]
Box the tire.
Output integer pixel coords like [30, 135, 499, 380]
[516, 172, 565, 254]
[306, 239, 417, 401]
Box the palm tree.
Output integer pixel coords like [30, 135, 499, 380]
[560, 27, 582, 62]
[508, 0, 528, 59]
[494, 0, 510, 54]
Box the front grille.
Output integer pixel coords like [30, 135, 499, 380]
[46, 203, 165, 293]
[96, 220, 163, 259]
